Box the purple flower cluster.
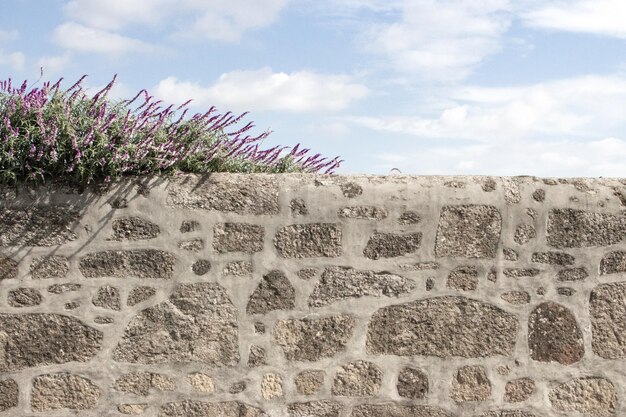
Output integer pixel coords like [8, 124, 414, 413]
[0, 75, 342, 185]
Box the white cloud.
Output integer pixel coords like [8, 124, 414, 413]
[524, 0, 626, 39]
[0, 50, 25, 72]
[37, 53, 73, 76]
[65, 0, 169, 30]
[153, 68, 369, 113]
[53, 22, 156, 54]
[0, 29, 18, 42]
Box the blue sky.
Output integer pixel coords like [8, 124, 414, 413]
[1, 0, 626, 176]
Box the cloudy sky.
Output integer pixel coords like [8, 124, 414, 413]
[2, 0, 626, 176]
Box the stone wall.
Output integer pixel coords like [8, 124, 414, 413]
[1, 174, 625, 417]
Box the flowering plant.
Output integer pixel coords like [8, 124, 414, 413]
[0, 75, 342, 186]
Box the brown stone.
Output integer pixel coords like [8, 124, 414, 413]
[557, 287, 576, 296]
[451, 365, 491, 402]
[367, 296, 518, 358]
[309, 266, 414, 307]
[118, 403, 148, 415]
[159, 400, 266, 417]
[8, 288, 42, 307]
[192, 259, 212, 275]
[79, 250, 175, 279]
[47, 283, 81, 294]
[167, 173, 279, 215]
[503, 248, 518, 261]
[247, 270, 295, 314]
[248, 345, 266, 367]
[549, 377, 616, 416]
[340, 182, 362, 198]
[504, 378, 535, 403]
[531, 252, 575, 266]
[479, 412, 540, 417]
[532, 189, 546, 202]
[112, 282, 239, 365]
[290, 198, 308, 216]
[0, 257, 18, 280]
[398, 211, 420, 225]
[447, 266, 478, 291]
[339, 206, 388, 220]
[351, 404, 454, 417]
[514, 224, 536, 245]
[0, 206, 78, 246]
[397, 367, 428, 399]
[557, 267, 588, 281]
[127, 286, 156, 306]
[274, 223, 342, 258]
[297, 268, 318, 280]
[223, 260, 252, 276]
[213, 223, 264, 253]
[600, 251, 626, 274]
[528, 301, 584, 365]
[435, 205, 501, 258]
[111, 216, 160, 240]
[547, 208, 626, 248]
[30, 255, 69, 279]
[363, 232, 422, 259]
[0, 378, 18, 412]
[590, 281, 626, 358]
[332, 360, 382, 397]
[261, 373, 283, 400]
[31, 373, 100, 411]
[295, 370, 325, 395]
[0, 313, 102, 371]
[114, 372, 175, 396]
[273, 315, 355, 361]
[180, 220, 200, 233]
[288, 401, 342, 417]
[92, 285, 121, 310]
[482, 178, 496, 192]
[500, 291, 530, 305]
[188, 373, 215, 393]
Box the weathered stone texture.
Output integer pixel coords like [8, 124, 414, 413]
[288, 401, 342, 417]
[290, 198, 308, 216]
[111, 216, 160, 240]
[213, 223, 264, 253]
[7, 288, 42, 307]
[31, 373, 100, 411]
[309, 266, 414, 307]
[398, 211, 420, 225]
[435, 205, 501, 258]
[363, 232, 422, 259]
[479, 412, 539, 417]
[192, 259, 211, 275]
[600, 251, 626, 275]
[332, 360, 382, 397]
[159, 401, 266, 417]
[188, 373, 215, 393]
[0, 379, 18, 412]
[180, 220, 200, 233]
[48, 283, 81, 294]
[295, 370, 325, 395]
[528, 301, 584, 365]
[590, 282, 626, 359]
[297, 268, 318, 280]
[547, 208, 626, 248]
[397, 367, 428, 399]
[178, 238, 204, 252]
[247, 345, 266, 367]
[446, 266, 478, 291]
[30, 255, 69, 279]
[367, 296, 518, 358]
[340, 182, 362, 198]
[118, 403, 148, 415]
[549, 377, 616, 416]
[229, 382, 246, 394]
[450, 365, 491, 402]
[504, 378, 535, 403]
[79, 250, 175, 279]
[0, 257, 18, 280]
[247, 270, 295, 314]
[114, 372, 175, 395]
[0, 314, 102, 371]
[112, 282, 239, 365]
[531, 251, 575, 266]
[558, 267, 588, 281]
[503, 268, 540, 278]
[274, 223, 342, 258]
[273, 315, 355, 361]
[351, 404, 454, 417]
[167, 174, 279, 215]
[261, 373, 284, 400]
[127, 286, 156, 306]
[223, 260, 253, 276]
[0, 206, 78, 246]
[92, 285, 121, 310]
[500, 291, 530, 305]
[514, 224, 536, 245]
[503, 247, 518, 261]
[339, 206, 388, 220]
[557, 287, 576, 296]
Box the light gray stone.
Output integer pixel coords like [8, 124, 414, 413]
[351, 404, 455, 417]
[590, 282, 626, 359]
[450, 365, 491, 402]
[79, 250, 175, 279]
[0, 378, 18, 412]
[339, 206, 388, 220]
[213, 223, 264, 253]
[397, 367, 428, 399]
[288, 401, 341, 417]
[114, 372, 175, 396]
[435, 205, 501, 258]
[31, 373, 100, 411]
[159, 400, 266, 417]
[549, 377, 616, 416]
[274, 223, 342, 258]
[127, 286, 156, 306]
[111, 216, 160, 240]
[332, 360, 382, 397]
[446, 266, 478, 291]
[92, 285, 121, 311]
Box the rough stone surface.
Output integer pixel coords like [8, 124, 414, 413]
[30, 255, 69, 279]
[290, 198, 308, 216]
[435, 205, 501, 258]
[504, 378, 535, 403]
[273, 315, 355, 361]
[187, 373, 215, 393]
[48, 283, 81, 294]
[514, 224, 536, 245]
[213, 223, 264, 253]
[558, 267, 588, 281]
[247, 270, 296, 314]
[500, 291, 531, 305]
[31, 373, 100, 411]
[248, 345, 266, 367]
[167, 174, 280, 215]
[398, 211, 420, 224]
[367, 296, 518, 358]
[192, 259, 212, 275]
[532, 189, 546, 202]
[339, 206, 388, 220]
[94, 316, 113, 324]
[127, 286, 156, 306]
[223, 260, 253, 276]
[549, 377, 616, 416]
[363, 232, 422, 259]
[114, 372, 175, 395]
[600, 251, 626, 275]
[178, 238, 205, 252]
[112, 282, 239, 365]
[92, 285, 121, 310]
[0, 314, 102, 371]
[79, 250, 175, 279]
[309, 266, 414, 307]
[7, 288, 42, 307]
[0, 257, 18, 280]
[180, 220, 200, 233]
[479, 412, 539, 417]
[332, 360, 382, 397]
[528, 301, 584, 365]
[229, 382, 246, 394]
[288, 401, 341, 417]
[503, 268, 540, 278]
[0, 378, 18, 412]
[531, 251, 575, 266]
[557, 287, 576, 296]
[0, 206, 78, 246]
[503, 247, 518, 261]
[547, 208, 626, 248]
[274, 223, 342, 258]
[111, 216, 160, 240]
[295, 371, 325, 395]
[590, 282, 626, 359]
[261, 373, 283, 400]
[351, 405, 454, 417]
[297, 268, 318, 280]
[340, 182, 362, 198]
[450, 365, 491, 402]
[159, 400, 266, 417]
[397, 367, 428, 399]
[446, 266, 478, 291]
[118, 403, 148, 415]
